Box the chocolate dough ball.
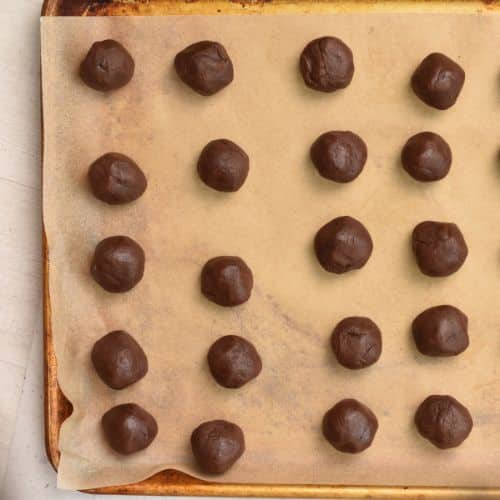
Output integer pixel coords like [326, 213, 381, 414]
[412, 305, 469, 357]
[415, 395, 473, 449]
[331, 317, 382, 369]
[411, 53, 465, 110]
[401, 132, 452, 182]
[88, 153, 147, 204]
[208, 335, 262, 388]
[91, 236, 145, 293]
[310, 131, 367, 183]
[322, 399, 378, 453]
[80, 39, 135, 91]
[102, 403, 158, 455]
[300, 36, 354, 92]
[314, 216, 373, 274]
[174, 41, 234, 96]
[201, 256, 253, 306]
[412, 221, 468, 277]
[191, 420, 245, 474]
[198, 139, 249, 192]
[91, 330, 148, 389]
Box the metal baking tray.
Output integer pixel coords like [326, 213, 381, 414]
[42, 0, 500, 497]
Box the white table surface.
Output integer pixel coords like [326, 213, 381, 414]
[0, 3, 298, 499]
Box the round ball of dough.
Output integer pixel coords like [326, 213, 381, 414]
[314, 216, 373, 274]
[412, 305, 469, 357]
[300, 36, 354, 92]
[91, 330, 148, 389]
[101, 403, 158, 454]
[415, 395, 473, 449]
[91, 236, 145, 293]
[191, 420, 245, 474]
[310, 131, 367, 183]
[322, 399, 378, 453]
[201, 256, 253, 306]
[401, 132, 452, 182]
[88, 153, 147, 204]
[197, 139, 249, 192]
[174, 41, 234, 96]
[411, 53, 465, 110]
[331, 317, 382, 369]
[412, 221, 468, 277]
[80, 39, 135, 91]
[208, 335, 262, 388]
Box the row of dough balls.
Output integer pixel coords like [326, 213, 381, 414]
[87, 126, 453, 205]
[79, 37, 465, 111]
[88, 212, 469, 300]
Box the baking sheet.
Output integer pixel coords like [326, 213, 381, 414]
[41, 13, 500, 490]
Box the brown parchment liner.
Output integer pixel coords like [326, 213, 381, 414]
[41, 13, 500, 490]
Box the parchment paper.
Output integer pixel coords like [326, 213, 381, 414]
[41, 13, 500, 490]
